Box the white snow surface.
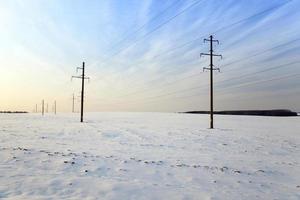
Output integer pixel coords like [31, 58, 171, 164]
[0, 112, 299, 200]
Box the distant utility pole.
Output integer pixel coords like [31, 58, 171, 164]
[42, 99, 45, 116]
[200, 35, 222, 129]
[54, 100, 56, 115]
[72, 93, 75, 113]
[46, 103, 48, 113]
[35, 104, 38, 113]
[72, 62, 90, 122]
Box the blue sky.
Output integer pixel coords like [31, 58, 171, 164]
[0, 0, 300, 112]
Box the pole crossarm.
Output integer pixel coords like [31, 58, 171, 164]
[200, 53, 210, 56]
[71, 76, 81, 80]
[200, 53, 222, 58]
[76, 67, 83, 73]
[213, 54, 222, 58]
[71, 76, 90, 81]
[203, 67, 220, 72]
[204, 38, 219, 44]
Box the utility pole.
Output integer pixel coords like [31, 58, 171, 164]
[46, 103, 48, 113]
[54, 100, 56, 115]
[200, 35, 222, 129]
[42, 100, 44, 116]
[72, 93, 75, 113]
[35, 104, 38, 113]
[72, 62, 90, 122]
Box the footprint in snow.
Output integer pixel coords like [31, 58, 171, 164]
[64, 161, 75, 165]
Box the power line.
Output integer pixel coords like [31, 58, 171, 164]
[216, 73, 300, 95]
[210, 0, 292, 35]
[98, 60, 299, 107]
[94, 0, 289, 72]
[97, 37, 300, 103]
[106, 72, 300, 108]
[89, 0, 293, 93]
[167, 71, 300, 105]
[97, 59, 202, 100]
[220, 37, 300, 70]
[106, 0, 183, 53]
[92, 1, 291, 91]
[95, 1, 294, 93]
[216, 60, 300, 86]
[91, 1, 294, 111]
[93, 35, 204, 83]
[97, 0, 204, 66]
[88, 1, 184, 70]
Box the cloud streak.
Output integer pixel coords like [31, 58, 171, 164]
[0, 0, 299, 112]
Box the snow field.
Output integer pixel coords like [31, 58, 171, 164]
[0, 112, 299, 199]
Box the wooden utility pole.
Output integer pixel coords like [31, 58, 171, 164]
[42, 100, 44, 116]
[80, 63, 85, 122]
[72, 62, 90, 122]
[72, 93, 75, 113]
[200, 35, 222, 129]
[54, 100, 56, 115]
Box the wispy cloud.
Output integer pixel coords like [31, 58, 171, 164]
[0, 0, 299, 112]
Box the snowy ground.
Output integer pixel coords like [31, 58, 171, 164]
[0, 112, 299, 200]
